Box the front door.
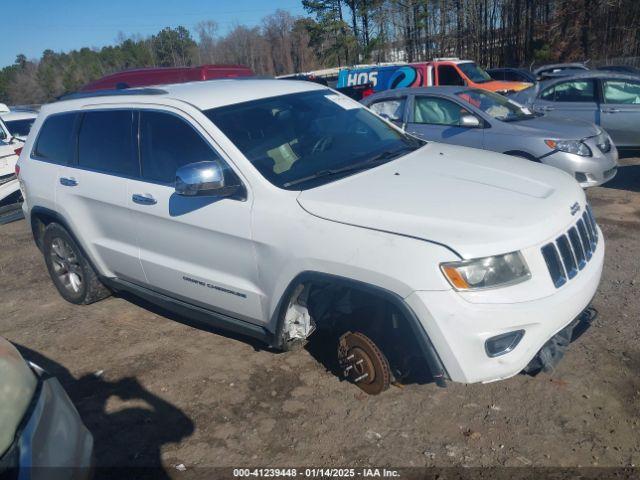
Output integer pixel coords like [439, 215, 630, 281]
[406, 95, 484, 148]
[533, 79, 599, 124]
[126, 109, 264, 324]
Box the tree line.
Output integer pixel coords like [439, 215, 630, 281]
[1, 0, 639, 105]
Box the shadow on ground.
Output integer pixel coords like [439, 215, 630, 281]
[16, 344, 195, 479]
[603, 163, 640, 193]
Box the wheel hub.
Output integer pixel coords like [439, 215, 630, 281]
[49, 237, 83, 293]
[338, 331, 391, 395]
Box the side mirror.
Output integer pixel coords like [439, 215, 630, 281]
[175, 160, 242, 198]
[460, 115, 481, 128]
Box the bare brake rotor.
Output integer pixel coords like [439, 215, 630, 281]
[338, 331, 391, 395]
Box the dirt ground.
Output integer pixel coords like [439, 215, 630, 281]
[1, 158, 639, 478]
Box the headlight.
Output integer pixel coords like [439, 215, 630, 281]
[440, 251, 531, 291]
[544, 139, 592, 157]
[594, 131, 611, 153]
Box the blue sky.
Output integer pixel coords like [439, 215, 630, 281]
[2, 0, 306, 68]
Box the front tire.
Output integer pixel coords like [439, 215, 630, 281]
[42, 223, 110, 305]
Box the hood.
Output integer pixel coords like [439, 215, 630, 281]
[297, 142, 585, 259]
[509, 115, 600, 140]
[0, 337, 37, 457]
[485, 80, 533, 93]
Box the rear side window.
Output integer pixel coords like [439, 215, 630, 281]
[140, 111, 220, 184]
[78, 110, 137, 177]
[33, 113, 77, 165]
[369, 98, 406, 122]
[603, 80, 640, 104]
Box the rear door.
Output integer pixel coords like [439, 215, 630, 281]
[599, 78, 640, 148]
[25, 113, 77, 214]
[55, 109, 145, 283]
[406, 95, 484, 148]
[533, 79, 599, 123]
[126, 108, 263, 323]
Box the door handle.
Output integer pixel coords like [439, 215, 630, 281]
[602, 108, 620, 114]
[59, 177, 78, 187]
[541, 106, 554, 111]
[132, 193, 157, 205]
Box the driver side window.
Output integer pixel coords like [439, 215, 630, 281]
[413, 97, 471, 126]
[140, 111, 223, 184]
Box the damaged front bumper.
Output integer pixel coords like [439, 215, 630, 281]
[523, 306, 597, 374]
[405, 230, 604, 384]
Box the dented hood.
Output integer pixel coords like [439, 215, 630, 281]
[297, 142, 585, 259]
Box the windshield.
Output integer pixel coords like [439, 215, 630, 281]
[205, 90, 422, 189]
[457, 89, 534, 122]
[457, 63, 493, 84]
[5, 118, 35, 138]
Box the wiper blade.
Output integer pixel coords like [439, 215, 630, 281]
[283, 146, 416, 188]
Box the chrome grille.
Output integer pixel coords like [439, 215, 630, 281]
[541, 205, 599, 288]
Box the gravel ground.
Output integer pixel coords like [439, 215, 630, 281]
[1, 158, 638, 479]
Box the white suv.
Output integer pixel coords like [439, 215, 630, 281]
[17, 79, 604, 394]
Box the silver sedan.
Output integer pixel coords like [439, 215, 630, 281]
[362, 86, 618, 187]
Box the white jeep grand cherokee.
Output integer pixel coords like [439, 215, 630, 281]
[16, 79, 603, 394]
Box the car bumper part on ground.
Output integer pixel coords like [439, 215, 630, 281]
[13, 367, 93, 480]
[406, 227, 604, 384]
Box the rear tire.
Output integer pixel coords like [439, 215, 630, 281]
[42, 223, 110, 305]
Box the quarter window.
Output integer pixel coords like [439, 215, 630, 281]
[369, 98, 406, 122]
[33, 113, 77, 165]
[540, 80, 595, 102]
[140, 111, 221, 184]
[413, 97, 472, 126]
[78, 110, 137, 176]
[603, 80, 640, 104]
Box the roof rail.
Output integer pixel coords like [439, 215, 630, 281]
[58, 87, 168, 102]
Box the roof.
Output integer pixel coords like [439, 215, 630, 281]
[362, 85, 469, 104]
[0, 110, 38, 121]
[533, 63, 589, 75]
[539, 70, 640, 88]
[51, 79, 329, 112]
